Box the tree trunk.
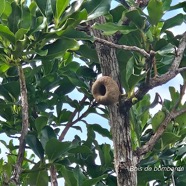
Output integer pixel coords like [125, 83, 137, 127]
[90, 16, 137, 186]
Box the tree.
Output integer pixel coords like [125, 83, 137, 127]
[0, 0, 186, 185]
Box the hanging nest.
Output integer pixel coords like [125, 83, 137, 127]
[91, 76, 120, 105]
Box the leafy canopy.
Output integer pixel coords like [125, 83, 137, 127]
[0, 0, 186, 185]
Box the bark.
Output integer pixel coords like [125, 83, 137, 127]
[90, 16, 137, 186]
[11, 66, 29, 185]
[50, 165, 58, 186]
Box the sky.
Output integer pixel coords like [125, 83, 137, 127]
[0, 0, 186, 185]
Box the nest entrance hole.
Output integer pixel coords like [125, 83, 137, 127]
[99, 84, 106, 96]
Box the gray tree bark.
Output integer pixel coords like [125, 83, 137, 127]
[90, 16, 138, 186]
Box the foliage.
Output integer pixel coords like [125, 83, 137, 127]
[0, 0, 185, 185]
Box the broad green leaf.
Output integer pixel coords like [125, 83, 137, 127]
[82, 174, 107, 186]
[19, 6, 32, 29]
[161, 132, 180, 147]
[73, 166, 87, 186]
[0, 24, 15, 43]
[162, 0, 171, 11]
[40, 126, 57, 148]
[60, 165, 77, 186]
[15, 28, 28, 41]
[0, 0, 5, 17]
[69, 145, 92, 154]
[35, 116, 48, 132]
[93, 22, 136, 35]
[8, 1, 21, 33]
[27, 162, 48, 186]
[151, 111, 166, 131]
[100, 144, 112, 167]
[2, 1, 12, 18]
[157, 43, 175, 56]
[169, 2, 186, 11]
[55, 0, 69, 20]
[62, 28, 93, 41]
[161, 14, 186, 32]
[82, 0, 111, 20]
[128, 73, 146, 94]
[125, 9, 146, 29]
[90, 124, 112, 139]
[126, 57, 134, 83]
[147, 0, 163, 25]
[45, 138, 71, 161]
[3, 81, 20, 100]
[175, 112, 186, 129]
[54, 77, 75, 96]
[59, 0, 84, 24]
[138, 169, 164, 186]
[57, 9, 88, 32]
[0, 64, 9, 73]
[38, 38, 79, 60]
[35, 0, 47, 15]
[25, 134, 44, 160]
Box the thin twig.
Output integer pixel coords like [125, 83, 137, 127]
[11, 66, 29, 184]
[59, 95, 88, 141]
[94, 36, 151, 58]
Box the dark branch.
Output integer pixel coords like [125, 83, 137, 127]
[133, 32, 186, 102]
[59, 95, 89, 141]
[135, 108, 186, 159]
[94, 37, 151, 58]
[11, 66, 29, 184]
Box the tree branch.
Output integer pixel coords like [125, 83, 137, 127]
[135, 108, 186, 160]
[59, 95, 89, 141]
[131, 32, 186, 102]
[11, 66, 29, 184]
[50, 165, 58, 186]
[94, 36, 151, 58]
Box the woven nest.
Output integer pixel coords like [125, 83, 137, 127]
[91, 76, 120, 105]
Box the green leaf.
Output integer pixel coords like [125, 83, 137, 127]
[19, 6, 32, 29]
[82, 0, 111, 20]
[69, 145, 92, 154]
[125, 9, 146, 29]
[40, 126, 57, 149]
[55, 0, 69, 20]
[15, 28, 28, 41]
[0, 81, 20, 100]
[62, 28, 93, 41]
[90, 124, 112, 139]
[0, 64, 10, 73]
[35, 116, 48, 133]
[38, 37, 79, 60]
[60, 165, 77, 185]
[73, 166, 87, 186]
[35, 0, 47, 15]
[169, 2, 186, 11]
[54, 77, 75, 96]
[82, 174, 107, 186]
[27, 162, 48, 186]
[126, 57, 134, 83]
[161, 14, 186, 32]
[151, 111, 166, 131]
[0, 0, 5, 17]
[147, 0, 163, 25]
[161, 132, 180, 147]
[8, 1, 21, 33]
[0, 24, 15, 43]
[25, 134, 44, 160]
[45, 138, 71, 161]
[93, 22, 136, 35]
